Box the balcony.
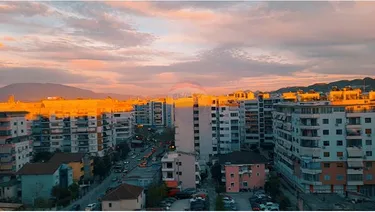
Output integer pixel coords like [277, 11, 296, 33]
[221, 177, 226, 182]
[300, 167, 322, 174]
[162, 177, 175, 181]
[299, 147, 321, 158]
[301, 179, 323, 185]
[347, 147, 363, 158]
[347, 168, 363, 175]
[221, 167, 225, 173]
[347, 180, 364, 186]
[299, 122, 319, 129]
[298, 114, 320, 118]
[239, 168, 250, 175]
[162, 166, 174, 172]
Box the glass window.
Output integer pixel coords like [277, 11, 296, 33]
[323, 119, 329, 124]
[337, 140, 343, 146]
[336, 175, 344, 180]
[336, 119, 342, 124]
[366, 151, 372, 156]
[323, 130, 329, 135]
[337, 152, 343, 157]
[323, 163, 330, 168]
[324, 175, 330, 180]
[324, 152, 330, 157]
[323, 141, 330, 146]
[365, 118, 371, 123]
[366, 174, 373, 181]
[366, 140, 372, 145]
[336, 129, 342, 135]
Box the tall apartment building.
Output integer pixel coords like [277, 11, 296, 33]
[211, 99, 241, 155]
[274, 88, 375, 196]
[239, 93, 281, 149]
[113, 111, 134, 144]
[0, 111, 32, 172]
[133, 98, 175, 128]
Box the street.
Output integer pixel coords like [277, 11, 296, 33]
[61, 145, 154, 211]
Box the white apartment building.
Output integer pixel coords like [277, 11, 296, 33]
[211, 100, 240, 154]
[274, 89, 375, 196]
[161, 151, 201, 189]
[0, 111, 32, 172]
[113, 111, 134, 144]
[239, 94, 281, 150]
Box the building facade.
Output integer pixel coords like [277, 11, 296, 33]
[0, 111, 32, 172]
[101, 183, 145, 211]
[218, 151, 269, 193]
[274, 88, 375, 196]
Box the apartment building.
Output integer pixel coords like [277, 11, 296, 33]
[211, 99, 241, 154]
[113, 111, 134, 144]
[274, 88, 375, 196]
[218, 151, 269, 192]
[0, 111, 32, 172]
[161, 151, 201, 189]
[239, 93, 281, 150]
[133, 98, 174, 128]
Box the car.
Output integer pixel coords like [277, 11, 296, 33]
[252, 203, 261, 211]
[159, 202, 172, 207]
[124, 161, 129, 164]
[224, 202, 237, 211]
[132, 156, 136, 159]
[137, 158, 142, 161]
[71, 204, 81, 211]
[222, 196, 235, 204]
[164, 197, 177, 203]
[85, 203, 97, 211]
[112, 177, 118, 182]
[122, 169, 128, 173]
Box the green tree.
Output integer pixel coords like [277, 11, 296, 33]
[211, 163, 222, 183]
[146, 183, 168, 207]
[215, 195, 225, 211]
[278, 195, 291, 211]
[93, 157, 109, 179]
[68, 183, 80, 200]
[32, 152, 53, 163]
[215, 185, 225, 194]
[116, 142, 131, 159]
[264, 174, 281, 200]
[51, 186, 71, 206]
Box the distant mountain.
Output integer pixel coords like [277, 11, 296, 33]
[0, 83, 139, 102]
[272, 77, 375, 94]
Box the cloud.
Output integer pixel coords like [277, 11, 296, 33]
[0, 66, 93, 84]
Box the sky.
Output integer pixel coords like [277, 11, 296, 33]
[0, 1, 375, 96]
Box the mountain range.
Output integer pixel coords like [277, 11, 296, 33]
[0, 77, 374, 102]
[0, 83, 138, 102]
[272, 77, 375, 94]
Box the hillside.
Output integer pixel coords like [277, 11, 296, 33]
[0, 83, 138, 102]
[273, 77, 375, 93]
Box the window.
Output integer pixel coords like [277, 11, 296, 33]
[21, 121, 23, 125]
[337, 163, 344, 168]
[323, 130, 329, 135]
[323, 119, 329, 124]
[323, 141, 330, 146]
[336, 119, 342, 124]
[336, 175, 344, 180]
[230, 173, 234, 178]
[13, 122, 16, 126]
[336, 129, 342, 135]
[324, 175, 330, 180]
[231, 183, 234, 187]
[176, 162, 182, 166]
[324, 152, 330, 157]
[109, 203, 112, 208]
[324, 163, 330, 168]
[366, 140, 372, 145]
[167, 172, 173, 178]
[365, 129, 372, 134]
[337, 152, 343, 157]
[337, 140, 343, 146]
[365, 118, 371, 123]
[256, 173, 260, 176]
[366, 162, 372, 168]
[243, 182, 248, 187]
[366, 151, 372, 156]
[256, 165, 260, 168]
[366, 174, 373, 181]
[21, 130, 24, 133]
[166, 163, 173, 168]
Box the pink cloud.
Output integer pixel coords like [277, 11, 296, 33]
[2, 36, 16, 41]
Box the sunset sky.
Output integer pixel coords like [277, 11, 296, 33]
[0, 1, 374, 95]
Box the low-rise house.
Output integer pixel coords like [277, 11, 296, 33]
[17, 162, 73, 205]
[219, 151, 269, 192]
[102, 183, 145, 211]
[124, 164, 161, 190]
[49, 152, 93, 182]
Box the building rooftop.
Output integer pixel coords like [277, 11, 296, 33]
[0, 203, 24, 211]
[102, 183, 144, 201]
[17, 162, 61, 175]
[49, 152, 86, 164]
[218, 151, 268, 165]
[125, 164, 161, 179]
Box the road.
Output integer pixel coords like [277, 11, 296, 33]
[62, 145, 154, 211]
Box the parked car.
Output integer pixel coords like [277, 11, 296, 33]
[124, 161, 129, 164]
[224, 202, 237, 211]
[190, 200, 205, 211]
[112, 177, 118, 182]
[71, 204, 81, 211]
[164, 197, 177, 204]
[85, 203, 97, 211]
[252, 203, 261, 211]
[175, 191, 194, 199]
[222, 196, 235, 204]
[159, 201, 172, 207]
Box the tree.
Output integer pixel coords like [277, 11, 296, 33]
[278, 195, 291, 210]
[93, 157, 109, 179]
[34, 197, 49, 209]
[215, 185, 225, 194]
[215, 195, 225, 211]
[264, 174, 281, 200]
[211, 163, 222, 183]
[51, 186, 71, 206]
[116, 142, 131, 159]
[146, 183, 168, 207]
[68, 183, 80, 200]
[32, 152, 53, 163]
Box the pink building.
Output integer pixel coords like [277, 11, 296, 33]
[219, 151, 269, 193]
